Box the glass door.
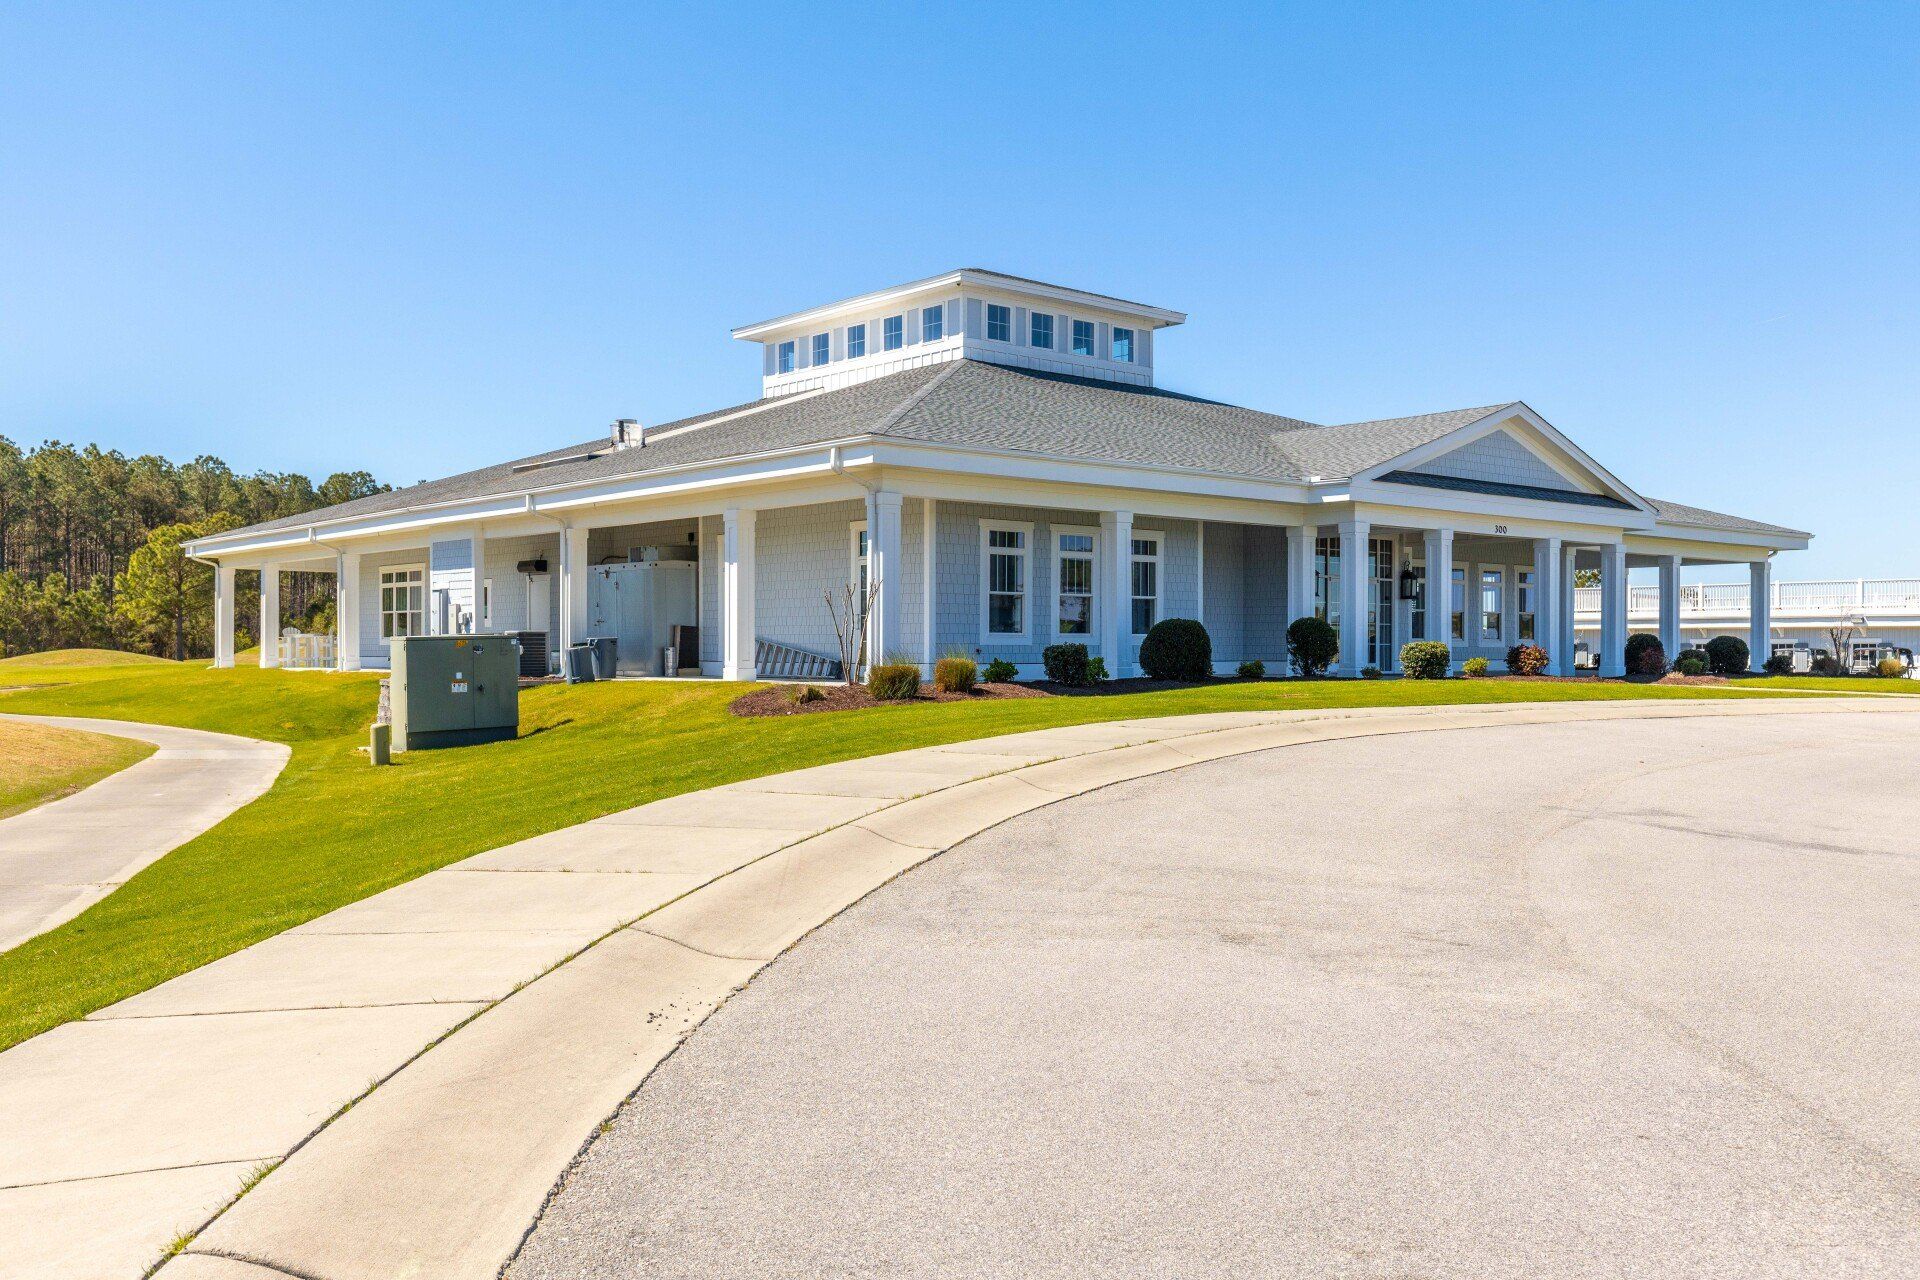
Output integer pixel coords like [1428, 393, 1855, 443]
[1368, 537, 1395, 669]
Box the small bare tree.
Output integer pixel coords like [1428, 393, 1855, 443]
[1827, 616, 1866, 673]
[824, 575, 881, 685]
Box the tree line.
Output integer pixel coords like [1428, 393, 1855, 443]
[0, 437, 386, 660]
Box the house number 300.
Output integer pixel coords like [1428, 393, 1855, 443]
[1492, 524, 1508, 534]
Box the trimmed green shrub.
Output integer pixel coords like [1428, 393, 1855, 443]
[1042, 642, 1094, 686]
[982, 657, 1018, 683]
[1625, 632, 1663, 673]
[1632, 640, 1669, 677]
[1505, 644, 1549, 676]
[933, 656, 977, 693]
[1763, 652, 1793, 676]
[1676, 647, 1709, 671]
[1462, 656, 1490, 677]
[866, 663, 921, 701]
[1878, 656, 1906, 678]
[1674, 654, 1708, 677]
[1087, 656, 1109, 682]
[1237, 659, 1266, 679]
[1399, 640, 1451, 680]
[1286, 616, 1338, 677]
[1361, 666, 1383, 680]
[1811, 654, 1843, 676]
[1704, 634, 1750, 675]
[1138, 618, 1212, 681]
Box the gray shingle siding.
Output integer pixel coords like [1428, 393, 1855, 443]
[1199, 522, 1245, 661]
[1241, 527, 1291, 664]
[1409, 430, 1571, 491]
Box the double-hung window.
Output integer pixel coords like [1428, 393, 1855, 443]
[982, 523, 1029, 638]
[1130, 536, 1161, 634]
[811, 333, 830, 366]
[1031, 312, 1054, 349]
[380, 564, 425, 642]
[777, 340, 795, 374]
[846, 324, 866, 359]
[922, 303, 945, 341]
[986, 303, 1011, 342]
[882, 315, 903, 351]
[850, 522, 869, 600]
[1480, 568, 1505, 641]
[1072, 319, 1095, 356]
[1516, 569, 1536, 641]
[1450, 567, 1466, 640]
[1055, 530, 1095, 636]
[1314, 535, 1340, 628]
[1112, 326, 1135, 362]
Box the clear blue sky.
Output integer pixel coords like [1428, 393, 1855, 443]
[3, 3, 1914, 581]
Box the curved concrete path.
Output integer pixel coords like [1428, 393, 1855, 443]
[511, 710, 1920, 1278]
[0, 715, 290, 953]
[2, 696, 1911, 1279]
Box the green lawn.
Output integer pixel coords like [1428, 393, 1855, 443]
[0, 660, 1843, 1051]
[0, 718, 155, 819]
[1735, 675, 1920, 695]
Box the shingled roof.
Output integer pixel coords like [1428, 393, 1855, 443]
[223, 360, 1794, 540]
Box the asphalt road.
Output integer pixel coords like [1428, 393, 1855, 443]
[512, 709, 1920, 1279]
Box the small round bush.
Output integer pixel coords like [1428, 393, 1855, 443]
[1632, 641, 1669, 677]
[1042, 642, 1093, 686]
[1286, 616, 1338, 677]
[1624, 632, 1664, 674]
[1399, 640, 1451, 680]
[1086, 656, 1109, 682]
[1237, 658, 1266, 679]
[1878, 656, 1906, 678]
[1763, 652, 1794, 676]
[1361, 666, 1383, 680]
[866, 662, 921, 701]
[1505, 644, 1549, 676]
[1462, 656, 1490, 677]
[1675, 654, 1708, 676]
[933, 655, 976, 693]
[1676, 647, 1709, 670]
[982, 657, 1018, 683]
[1138, 618, 1211, 681]
[1704, 634, 1750, 676]
[1811, 654, 1843, 676]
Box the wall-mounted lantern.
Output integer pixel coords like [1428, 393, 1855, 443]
[1397, 559, 1421, 601]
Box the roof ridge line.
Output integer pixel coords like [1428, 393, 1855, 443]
[867, 359, 968, 438]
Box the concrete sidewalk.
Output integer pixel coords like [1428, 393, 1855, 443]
[0, 715, 289, 952]
[1, 697, 1912, 1280]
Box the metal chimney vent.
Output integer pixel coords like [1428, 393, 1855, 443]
[610, 418, 645, 449]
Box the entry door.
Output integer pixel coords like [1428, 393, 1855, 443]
[526, 573, 551, 635]
[1368, 537, 1396, 668]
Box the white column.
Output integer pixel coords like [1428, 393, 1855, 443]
[1560, 543, 1580, 673]
[1100, 510, 1134, 678]
[468, 527, 487, 632]
[1657, 554, 1682, 662]
[1421, 527, 1453, 665]
[722, 508, 757, 681]
[1598, 543, 1628, 677]
[921, 498, 937, 674]
[258, 563, 281, 668]
[212, 563, 237, 669]
[1749, 559, 1772, 672]
[868, 491, 903, 668]
[1532, 538, 1561, 675]
[1284, 523, 1316, 644]
[336, 551, 362, 671]
[557, 526, 589, 658]
[1336, 518, 1370, 677]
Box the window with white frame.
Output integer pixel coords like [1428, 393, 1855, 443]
[1516, 568, 1535, 641]
[850, 521, 869, 600]
[1130, 535, 1161, 634]
[1480, 568, 1505, 641]
[982, 522, 1029, 638]
[379, 564, 425, 642]
[1314, 535, 1340, 629]
[1450, 567, 1466, 640]
[1072, 319, 1095, 356]
[846, 324, 866, 359]
[1030, 312, 1054, 349]
[811, 333, 830, 366]
[777, 340, 795, 374]
[1055, 530, 1095, 636]
[1112, 326, 1135, 362]
[922, 303, 944, 341]
[882, 315, 903, 351]
[986, 303, 1011, 342]
[1409, 563, 1427, 638]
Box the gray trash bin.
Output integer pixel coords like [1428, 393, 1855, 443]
[564, 643, 597, 684]
[588, 636, 618, 680]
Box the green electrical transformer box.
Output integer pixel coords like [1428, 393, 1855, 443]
[389, 633, 521, 751]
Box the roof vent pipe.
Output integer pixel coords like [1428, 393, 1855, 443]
[611, 418, 645, 449]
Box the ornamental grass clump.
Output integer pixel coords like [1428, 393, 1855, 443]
[866, 662, 921, 701]
[933, 655, 977, 694]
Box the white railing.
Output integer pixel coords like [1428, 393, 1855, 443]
[278, 631, 336, 670]
[1574, 577, 1920, 619]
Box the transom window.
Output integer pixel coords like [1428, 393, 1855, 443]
[1056, 530, 1095, 636]
[811, 333, 830, 366]
[1130, 536, 1161, 635]
[1031, 312, 1054, 349]
[882, 315, 903, 350]
[922, 304, 945, 341]
[777, 340, 795, 374]
[981, 522, 1030, 639]
[986, 303, 1011, 342]
[380, 564, 425, 642]
[1112, 326, 1135, 362]
[846, 324, 866, 359]
[1072, 319, 1095, 356]
[1480, 568, 1505, 641]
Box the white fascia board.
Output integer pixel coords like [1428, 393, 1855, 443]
[1344, 478, 1656, 531]
[1354, 403, 1654, 515]
[731, 269, 1185, 341]
[1633, 526, 1809, 555]
[1345, 500, 1632, 544]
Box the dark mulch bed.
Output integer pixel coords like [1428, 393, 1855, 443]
[1024, 675, 1257, 696]
[731, 680, 1050, 717]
